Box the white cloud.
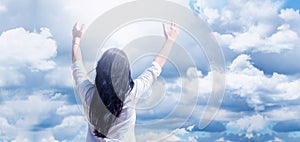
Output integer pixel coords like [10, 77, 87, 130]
[138, 53, 300, 132]
[263, 24, 299, 53]
[0, 89, 86, 141]
[199, 0, 300, 53]
[136, 53, 300, 130]
[0, 27, 57, 86]
[187, 136, 198, 142]
[279, 9, 300, 21]
[229, 54, 261, 75]
[226, 54, 300, 110]
[173, 127, 188, 135]
[0, 116, 16, 140]
[45, 66, 73, 88]
[56, 105, 81, 116]
[279, 8, 300, 34]
[187, 125, 195, 131]
[40, 136, 59, 142]
[213, 32, 234, 47]
[215, 137, 224, 142]
[267, 137, 283, 142]
[264, 106, 300, 121]
[0, 68, 25, 87]
[203, 8, 220, 24]
[226, 114, 268, 134]
[0, 92, 63, 130]
[216, 137, 232, 142]
[275, 78, 300, 100]
[53, 116, 87, 142]
[187, 67, 203, 78]
[136, 131, 181, 142]
[228, 23, 300, 53]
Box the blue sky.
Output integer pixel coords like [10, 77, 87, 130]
[0, 0, 300, 141]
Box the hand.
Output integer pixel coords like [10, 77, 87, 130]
[72, 22, 84, 39]
[163, 20, 179, 41]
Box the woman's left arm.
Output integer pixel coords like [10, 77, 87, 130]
[71, 23, 93, 111]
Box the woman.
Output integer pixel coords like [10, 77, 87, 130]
[72, 21, 179, 142]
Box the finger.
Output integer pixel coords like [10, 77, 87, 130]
[73, 22, 77, 29]
[163, 23, 167, 33]
[76, 22, 80, 29]
[171, 19, 175, 27]
[175, 23, 179, 31]
[80, 24, 85, 31]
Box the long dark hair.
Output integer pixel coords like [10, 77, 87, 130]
[89, 48, 134, 138]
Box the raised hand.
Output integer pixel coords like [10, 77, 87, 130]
[72, 22, 84, 39]
[72, 22, 84, 63]
[163, 20, 179, 41]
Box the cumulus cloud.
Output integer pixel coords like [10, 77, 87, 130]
[0, 89, 85, 141]
[203, 8, 220, 24]
[155, 53, 298, 114]
[136, 131, 181, 142]
[0, 116, 16, 139]
[196, 0, 300, 53]
[226, 54, 300, 110]
[53, 116, 87, 142]
[44, 66, 73, 88]
[264, 106, 300, 121]
[135, 52, 300, 141]
[0, 27, 57, 86]
[279, 8, 300, 34]
[228, 24, 300, 53]
[226, 114, 269, 134]
[1, 0, 299, 141]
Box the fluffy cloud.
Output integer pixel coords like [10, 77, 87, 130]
[228, 24, 300, 53]
[203, 8, 220, 24]
[197, 0, 300, 53]
[162, 53, 299, 115]
[44, 66, 74, 88]
[0, 89, 86, 141]
[0, 27, 57, 86]
[53, 116, 87, 142]
[0, 116, 16, 139]
[0, 0, 299, 141]
[226, 54, 300, 110]
[226, 114, 269, 134]
[135, 52, 300, 140]
[279, 8, 300, 34]
[136, 131, 182, 142]
[264, 106, 300, 121]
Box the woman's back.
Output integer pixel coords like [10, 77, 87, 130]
[73, 60, 162, 141]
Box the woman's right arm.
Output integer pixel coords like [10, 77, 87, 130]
[153, 20, 179, 68]
[132, 21, 179, 100]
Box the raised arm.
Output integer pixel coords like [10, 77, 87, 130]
[71, 22, 93, 111]
[130, 21, 180, 102]
[154, 20, 179, 67]
[72, 22, 84, 63]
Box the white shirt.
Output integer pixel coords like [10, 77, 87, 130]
[72, 60, 161, 142]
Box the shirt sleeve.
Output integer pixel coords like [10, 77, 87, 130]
[130, 61, 162, 103]
[72, 60, 94, 112]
